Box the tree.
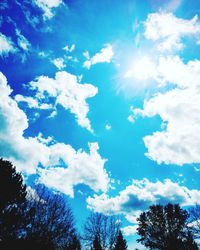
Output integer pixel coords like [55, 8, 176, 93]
[83, 212, 120, 250]
[189, 204, 200, 241]
[0, 158, 27, 240]
[25, 184, 80, 249]
[113, 230, 128, 250]
[92, 234, 103, 250]
[136, 203, 198, 250]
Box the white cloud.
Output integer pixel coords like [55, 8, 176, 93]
[0, 72, 50, 174]
[83, 44, 114, 69]
[87, 178, 200, 235]
[52, 57, 65, 70]
[121, 225, 137, 236]
[144, 12, 200, 51]
[29, 71, 97, 132]
[34, 0, 62, 19]
[15, 94, 52, 109]
[105, 123, 112, 130]
[63, 44, 75, 53]
[129, 56, 200, 165]
[0, 33, 15, 55]
[16, 29, 31, 51]
[38, 142, 110, 197]
[0, 72, 109, 196]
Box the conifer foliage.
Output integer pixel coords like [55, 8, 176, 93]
[113, 230, 128, 250]
[0, 158, 27, 240]
[92, 235, 103, 250]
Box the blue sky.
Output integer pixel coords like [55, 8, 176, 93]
[1, 0, 200, 248]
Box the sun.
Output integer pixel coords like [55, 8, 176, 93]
[125, 56, 157, 81]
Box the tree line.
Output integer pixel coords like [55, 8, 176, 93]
[0, 158, 199, 250]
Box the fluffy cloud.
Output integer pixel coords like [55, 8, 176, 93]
[0, 72, 110, 196]
[38, 142, 109, 197]
[121, 225, 137, 236]
[144, 12, 200, 51]
[87, 179, 200, 235]
[129, 56, 200, 165]
[18, 71, 98, 132]
[83, 44, 114, 69]
[0, 33, 15, 55]
[0, 72, 49, 173]
[34, 0, 62, 19]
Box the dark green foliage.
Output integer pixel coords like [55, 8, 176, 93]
[136, 203, 198, 250]
[113, 230, 128, 250]
[0, 158, 27, 240]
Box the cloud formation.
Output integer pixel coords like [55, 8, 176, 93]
[0, 33, 15, 55]
[17, 71, 98, 132]
[0, 72, 110, 196]
[16, 29, 31, 51]
[83, 44, 114, 69]
[34, 0, 62, 19]
[129, 56, 200, 165]
[144, 12, 200, 51]
[38, 142, 109, 197]
[87, 178, 200, 235]
[52, 57, 66, 69]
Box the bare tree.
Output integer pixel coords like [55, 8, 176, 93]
[83, 212, 121, 250]
[26, 184, 80, 249]
[189, 204, 200, 241]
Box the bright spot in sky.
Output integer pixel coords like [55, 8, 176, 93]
[125, 56, 157, 81]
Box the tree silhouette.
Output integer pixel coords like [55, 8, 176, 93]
[92, 234, 103, 250]
[0, 158, 27, 240]
[25, 184, 79, 249]
[0, 159, 82, 249]
[136, 203, 198, 250]
[113, 230, 128, 250]
[83, 212, 120, 250]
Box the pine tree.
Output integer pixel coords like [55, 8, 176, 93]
[92, 235, 103, 250]
[114, 230, 128, 250]
[0, 158, 27, 240]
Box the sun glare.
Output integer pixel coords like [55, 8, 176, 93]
[125, 56, 157, 81]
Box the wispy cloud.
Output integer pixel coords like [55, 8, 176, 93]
[83, 44, 114, 69]
[0, 32, 15, 55]
[33, 0, 63, 19]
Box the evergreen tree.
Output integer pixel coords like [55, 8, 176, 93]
[113, 230, 128, 250]
[92, 235, 103, 250]
[0, 158, 27, 240]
